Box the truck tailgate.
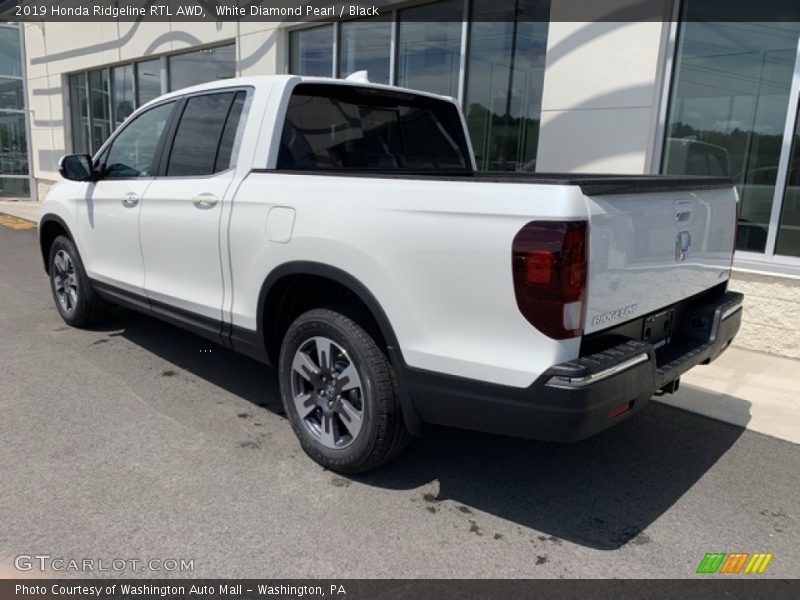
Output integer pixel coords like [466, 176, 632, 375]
[583, 182, 737, 335]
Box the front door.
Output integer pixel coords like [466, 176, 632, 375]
[75, 101, 177, 293]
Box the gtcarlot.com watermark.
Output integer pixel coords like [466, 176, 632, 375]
[15, 554, 194, 573]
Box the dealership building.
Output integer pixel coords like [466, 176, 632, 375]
[5, 0, 800, 357]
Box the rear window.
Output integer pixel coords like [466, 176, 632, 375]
[277, 83, 471, 172]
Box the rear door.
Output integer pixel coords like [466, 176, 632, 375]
[583, 183, 737, 334]
[139, 90, 247, 324]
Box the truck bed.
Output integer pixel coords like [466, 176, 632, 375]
[263, 168, 733, 196]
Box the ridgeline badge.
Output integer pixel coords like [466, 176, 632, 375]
[590, 303, 639, 327]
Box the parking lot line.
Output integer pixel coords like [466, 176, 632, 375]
[0, 213, 37, 230]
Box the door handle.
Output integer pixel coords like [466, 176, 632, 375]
[192, 193, 219, 209]
[121, 193, 139, 208]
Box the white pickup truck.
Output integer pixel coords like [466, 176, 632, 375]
[39, 75, 743, 473]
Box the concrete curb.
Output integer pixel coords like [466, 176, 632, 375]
[657, 346, 800, 445]
[0, 200, 40, 223]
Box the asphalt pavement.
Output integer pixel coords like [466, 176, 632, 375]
[0, 223, 797, 578]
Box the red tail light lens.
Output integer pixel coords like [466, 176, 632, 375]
[512, 221, 588, 339]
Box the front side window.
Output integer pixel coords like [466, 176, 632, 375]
[277, 84, 470, 171]
[166, 91, 245, 176]
[102, 101, 175, 179]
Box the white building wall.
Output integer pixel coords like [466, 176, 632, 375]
[23, 21, 283, 198]
[536, 20, 670, 174]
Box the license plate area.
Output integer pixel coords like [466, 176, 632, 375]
[643, 309, 674, 349]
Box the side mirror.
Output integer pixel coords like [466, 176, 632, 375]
[58, 154, 99, 182]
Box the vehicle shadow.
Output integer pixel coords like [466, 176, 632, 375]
[358, 394, 750, 550]
[98, 307, 751, 551]
[90, 307, 284, 416]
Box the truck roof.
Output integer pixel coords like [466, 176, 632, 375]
[140, 74, 458, 111]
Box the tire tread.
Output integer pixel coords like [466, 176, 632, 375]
[279, 308, 411, 473]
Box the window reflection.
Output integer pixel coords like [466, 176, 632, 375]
[112, 64, 134, 127]
[88, 69, 112, 153]
[69, 73, 90, 155]
[465, 1, 550, 171]
[168, 45, 236, 91]
[0, 78, 23, 111]
[0, 24, 29, 197]
[136, 59, 162, 106]
[663, 14, 800, 253]
[290, 26, 334, 77]
[0, 27, 22, 78]
[0, 177, 28, 197]
[397, 1, 462, 97]
[0, 112, 27, 175]
[776, 107, 800, 257]
[339, 16, 392, 84]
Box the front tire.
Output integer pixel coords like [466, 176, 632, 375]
[279, 308, 410, 474]
[48, 235, 109, 327]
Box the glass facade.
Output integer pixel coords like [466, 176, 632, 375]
[397, 1, 463, 97]
[0, 26, 22, 77]
[112, 64, 135, 127]
[0, 23, 29, 198]
[664, 1, 800, 264]
[288, 1, 551, 173]
[168, 45, 236, 91]
[466, 1, 549, 171]
[69, 44, 235, 155]
[664, 16, 800, 254]
[339, 16, 392, 84]
[289, 25, 334, 77]
[776, 106, 800, 257]
[88, 69, 112, 153]
[135, 59, 162, 106]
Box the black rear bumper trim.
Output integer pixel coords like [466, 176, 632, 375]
[405, 291, 743, 442]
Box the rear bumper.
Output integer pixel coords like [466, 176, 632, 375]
[406, 290, 743, 442]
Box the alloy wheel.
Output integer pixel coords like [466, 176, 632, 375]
[53, 249, 78, 314]
[290, 336, 365, 449]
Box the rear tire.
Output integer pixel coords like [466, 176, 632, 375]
[279, 308, 411, 474]
[48, 235, 109, 327]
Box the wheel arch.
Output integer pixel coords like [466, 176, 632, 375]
[256, 261, 421, 435]
[39, 214, 73, 274]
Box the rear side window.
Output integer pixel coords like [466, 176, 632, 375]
[215, 92, 246, 172]
[277, 83, 470, 171]
[167, 90, 246, 176]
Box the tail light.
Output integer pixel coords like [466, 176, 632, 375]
[512, 221, 588, 339]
